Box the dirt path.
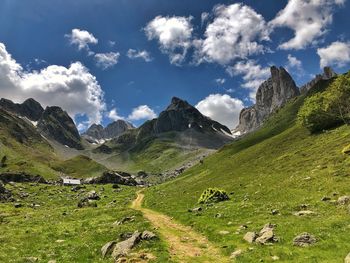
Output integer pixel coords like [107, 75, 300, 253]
[131, 191, 230, 263]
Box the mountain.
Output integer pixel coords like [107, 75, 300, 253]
[234, 66, 300, 134]
[83, 120, 134, 143]
[144, 71, 350, 262]
[0, 98, 44, 121]
[37, 106, 83, 150]
[93, 97, 233, 173]
[300, 66, 337, 94]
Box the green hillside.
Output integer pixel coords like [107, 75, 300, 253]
[144, 77, 350, 262]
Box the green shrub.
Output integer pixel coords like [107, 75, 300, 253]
[298, 72, 350, 133]
[198, 188, 229, 204]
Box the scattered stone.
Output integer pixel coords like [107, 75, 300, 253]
[48, 260, 57, 263]
[0, 180, 12, 201]
[188, 207, 202, 212]
[24, 257, 38, 262]
[337, 196, 350, 205]
[77, 199, 97, 208]
[14, 203, 22, 208]
[112, 184, 120, 189]
[71, 185, 84, 192]
[141, 231, 156, 240]
[293, 232, 317, 247]
[255, 224, 278, 244]
[321, 196, 331, 201]
[101, 241, 117, 258]
[219, 230, 230, 235]
[293, 210, 317, 216]
[271, 209, 279, 215]
[243, 232, 257, 243]
[113, 216, 135, 226]
[112, 231, 141, 260]
[345, 252, 350, 263]
[215, 213, 222, 218]
[230, 249, 243, 259]
[55, 239, 65, 243]
[272, 255, 280, 261]
[87, 190, 100, 200]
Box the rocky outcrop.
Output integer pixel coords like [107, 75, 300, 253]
[0, 98, 44, 121]
[300, 67, 337, 94]
[83, 171, 141, 186]
[83, 120, 134, 143]
[0, 180, 12, 201]
[152, 97, 231, 135]
[0, 172, 47, 183]
[37, 106, 83, 150]
[235, 66, 299, 134]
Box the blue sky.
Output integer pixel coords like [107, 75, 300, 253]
[0, 0, 349, 130]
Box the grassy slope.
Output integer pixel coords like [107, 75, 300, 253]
[144, 82, 350, 262]
[50, 155, 108, 179]
[0, 184, 170, 262]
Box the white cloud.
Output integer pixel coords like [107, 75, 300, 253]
[194, 3, 270, 65]
[215, 78, 226, 85]
[94, 52, 120, 70]
[127, 49, 153, 62]
[317, 41, 350, 68]
[0, 42, 105, 125]
[226, 60, 270, 100]
[144, 15, 193, 65]
[128, 105, 157, 121]
[196, 94, 244, 129]
[65, 28, 98, 51]
[108, 108, 124, 121]
[287, 54, 302, 69]
[269, 0, 345, 50]
[201, 12, 210, 26]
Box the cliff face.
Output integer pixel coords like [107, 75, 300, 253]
[300, 67, 337, 94]
[235, 66, 299, 134]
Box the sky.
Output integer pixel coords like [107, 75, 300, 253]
[0, 0, 350, 130]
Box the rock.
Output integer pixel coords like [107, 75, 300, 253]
[0, 98, 44, 121]
[321, 196, 331, 201]
[101, 241, 117, 258]
[243, 232, 258, 243]
[0, 180, 12, 201]
[271, 255, 280, 261]
[84, 171, 139, 186]
[83, 120, 134, 143]
[337, 196, 350, 205]
[293, 210, 317, 216]
[215, 213, 222, 218]
[71, 185, 84, 192]
[230, 249, 243, 259]
[112, 184, 120, 189]
[113, 216, 135, 226]
[234, 66, 299, 134]
[24, 257, 39, 262]
[293, 233, 317, 247]
[345, 252, 350, 263]
[14, 203, 22, 208]
[141, 231, 157, 240]
[77, 199, 98, 208]
[300, 67, 337, 94]
[0, 172, 47, 184]
[112, 231, 142, 260]
[188, 207, 202, 212]
[86, 190, 100, 200]
[255, 223, 278, 244]
[271, 209, 279, 215]
[37, 106, 83, 150]
[48, 260, 57, 263]
[219, 230, 230, 235]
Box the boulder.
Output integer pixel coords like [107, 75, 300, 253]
[243, 232, 257, 243]
[337, 196, 350, 205]
[0, 180, 12, 201]
[101, 241, 117, 258]
[0, 172, 47, 184]
[86, 190, 100, 200]
[293, 210, 317, 216]
[113, 216, 135, 226]
[293, 233, 317, 247]
[141, 231, 157, 240]
[255, 223, 278, 244]
[112, 231, 142, 260]
[230, 249, 243, 259]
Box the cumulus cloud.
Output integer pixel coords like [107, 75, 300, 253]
[269, 0, 345, 50]
[108, 108, 124, 121]
[226, 60, 270, 100]
[144, 15, 193, 65]
[194, 3, 270, 65]
[0, 42, 105, 125]
[94, 52, 120, 70]
[128, 105, 157, 121]
[127, 49, 153, 62]
[196, 94, 244, 129]
[65, 28, 98, 52]
[317, 41, 350, 68]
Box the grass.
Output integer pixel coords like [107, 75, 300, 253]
[0, 183, 170, 262]
[50, 155, 108, 179]
[144, 82, 350, 262]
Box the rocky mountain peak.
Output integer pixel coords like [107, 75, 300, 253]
[38, 106, 83, 150]
[300, 66, 337, 94]
[0, 97, 44, 121]
[235, 66, 299, 135]
[166, 97, 192, 111]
